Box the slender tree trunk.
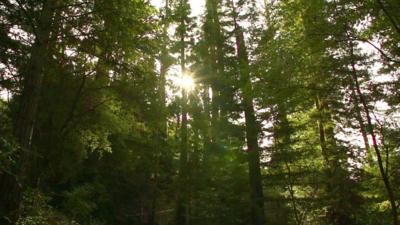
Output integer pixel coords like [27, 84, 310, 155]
[284, 162, 302, 225]
[349, 81, 370, 151]
[176, 87, 189, 225]
[244, 98, 266, 225]
[159, 0, 170, 138]
[315, 97, 329, 165]
[348, 56, 374, 166]
[147, 2, 171, 224]
[209, 43, 219, 144]
[349, 45, 399, 225]
[205, 0, 225, 143]
[231, 2, 265, 224]
[176, 1, 189, 224]
[202, 85, 212, 164]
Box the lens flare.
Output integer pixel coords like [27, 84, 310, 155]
[176, 73, 195, 91]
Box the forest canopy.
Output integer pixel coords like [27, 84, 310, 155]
[0, 0, 399, 225]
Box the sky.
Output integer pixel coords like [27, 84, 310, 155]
[150, 0, 205, 16]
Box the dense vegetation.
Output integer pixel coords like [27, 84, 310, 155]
[0, 0, 399, 224]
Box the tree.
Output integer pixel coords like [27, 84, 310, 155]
[1, 0, 399, 224]
[229, 1, 266, 224]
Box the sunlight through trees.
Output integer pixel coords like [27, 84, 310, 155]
[0, 0, 399, 225]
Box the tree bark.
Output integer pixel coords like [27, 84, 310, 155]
[349, 81, 370, 151]
[231, 2, 265, 224]
[0, 1, 57, 224]
[349, 45, 399, 225]
[159, 0, 170, 138]
[176, 1, 190, 224]
[147, 2, 171, 224]
[204, 0, 225, 143]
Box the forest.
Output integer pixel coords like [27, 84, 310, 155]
[0, 0, 399, 224]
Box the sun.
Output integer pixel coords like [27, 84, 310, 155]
[175, 73, 195, 91]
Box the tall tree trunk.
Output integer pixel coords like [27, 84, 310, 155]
[349, 45, 399, 225]
[176, 1, 189, 224]
[159, 0, 170, 138]
[17, 1, 55, 172]
[205, 0, 225, 143]
[148, 2, 171, 224]
[349, 81, 371, 151]
[0, 1, 57, 224]
[176, 87, 189, 225]
[347, 49, 373, 165]
[231, 2, 265, 224]
[202, 85, 212, 164]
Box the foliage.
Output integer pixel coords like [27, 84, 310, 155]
[0, 0, 399, 225]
